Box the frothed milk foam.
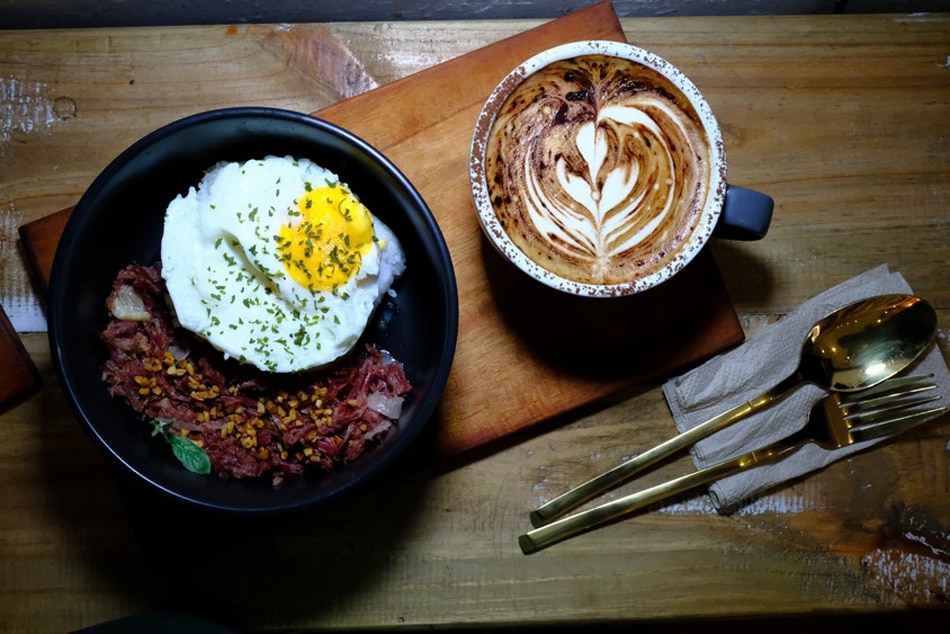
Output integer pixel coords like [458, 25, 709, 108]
[484, 54, 713, 286]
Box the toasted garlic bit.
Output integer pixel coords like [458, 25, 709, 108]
[133, 347, 337, 467]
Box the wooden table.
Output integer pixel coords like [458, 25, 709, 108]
[2, 9, 949, 633]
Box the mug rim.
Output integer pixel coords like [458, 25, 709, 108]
[469, 39, 728, 298]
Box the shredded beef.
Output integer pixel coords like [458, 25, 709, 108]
[100, 262, 412, 485]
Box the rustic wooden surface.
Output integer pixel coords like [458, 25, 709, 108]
[1, 8, 950, 633]
[3, 0, 947, 30]
[0, 301, 38, 405]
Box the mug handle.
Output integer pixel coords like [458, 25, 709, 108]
[715, 184, 773, 241]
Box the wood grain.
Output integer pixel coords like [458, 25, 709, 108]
[1, 10, 950, 634]
[15, 2, 745, 457]
[3, 0, 945, 30]
[0, 302, 40, 408]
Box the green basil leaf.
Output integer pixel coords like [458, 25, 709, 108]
[167, 434, 212, 475]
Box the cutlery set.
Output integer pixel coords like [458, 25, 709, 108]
[520, 295, 948, 554]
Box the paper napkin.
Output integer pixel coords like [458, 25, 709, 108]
[662, 264, 950, 513]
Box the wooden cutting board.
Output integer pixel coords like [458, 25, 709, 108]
[16, 2, 745, 458]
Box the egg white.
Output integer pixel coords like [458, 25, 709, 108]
[160, 155, 406, 373]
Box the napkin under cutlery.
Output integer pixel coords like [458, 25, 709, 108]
[662, 264, 950, 513]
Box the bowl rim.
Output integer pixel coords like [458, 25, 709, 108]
[48, 106, 459, 513]
[469, 39, 728, 298]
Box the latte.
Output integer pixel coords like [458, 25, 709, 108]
[483, 53, 714, 286]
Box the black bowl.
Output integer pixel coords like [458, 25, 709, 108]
[48, 107, 458, 514]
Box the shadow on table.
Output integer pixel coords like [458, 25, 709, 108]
[37, 376, 436, 630]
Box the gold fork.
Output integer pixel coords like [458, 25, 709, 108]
[519, 375, 945, 555]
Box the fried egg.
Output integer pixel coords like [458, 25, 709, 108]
[161, 156, 406, 373]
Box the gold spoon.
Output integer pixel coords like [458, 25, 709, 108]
[529, 294, 938, 528]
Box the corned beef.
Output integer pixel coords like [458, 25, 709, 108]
[100, 262, 412, 485]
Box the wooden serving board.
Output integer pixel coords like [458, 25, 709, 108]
[16, 2, 745, 457]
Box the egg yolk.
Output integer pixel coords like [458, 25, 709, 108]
[276, 185, 375, 292]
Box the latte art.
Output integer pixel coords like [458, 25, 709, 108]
[485, 54, 713, 285]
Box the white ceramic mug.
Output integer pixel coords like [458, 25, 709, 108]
[470, 40, 772, 298]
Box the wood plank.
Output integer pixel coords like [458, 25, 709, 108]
[0, 302, 40, 408]
[0, 1, 839, 29]
[6, 0, 948, 31]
